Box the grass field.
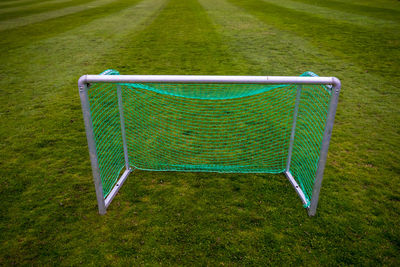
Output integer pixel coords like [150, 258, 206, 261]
[0, 0, 399, 265]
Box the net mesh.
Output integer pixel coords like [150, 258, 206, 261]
[87, 70, 331, 206]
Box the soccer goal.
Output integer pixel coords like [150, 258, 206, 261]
[78, 70, 341, 216]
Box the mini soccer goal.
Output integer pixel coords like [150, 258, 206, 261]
[78, 70, 341, 216]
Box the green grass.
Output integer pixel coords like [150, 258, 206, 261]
[0, 0, 399, 265]
[0, 0, 97, 21]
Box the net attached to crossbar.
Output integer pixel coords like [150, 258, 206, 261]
[86, 70, 331, 207]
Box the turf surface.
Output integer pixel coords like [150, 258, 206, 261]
[0, 0, 399, 265]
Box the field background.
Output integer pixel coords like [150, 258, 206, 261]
[0, 0, 399, 265]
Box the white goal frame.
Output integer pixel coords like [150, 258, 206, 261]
[79, 74, 341, 216]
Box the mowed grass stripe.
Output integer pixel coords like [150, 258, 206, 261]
[0, 0, 41, 8]
[0, 0, 144, 50]
[199, 0, 333, 76]
[228, 0, 400, 80]
[292, 0, 400, 22]
[113, 0, 248, 75]
[0, 0, 95, 20]
[0, 0, 117, 30]
[0, 0, 77, 16]
[0, 0, 70, 13]
[262, 0, 398, 28]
